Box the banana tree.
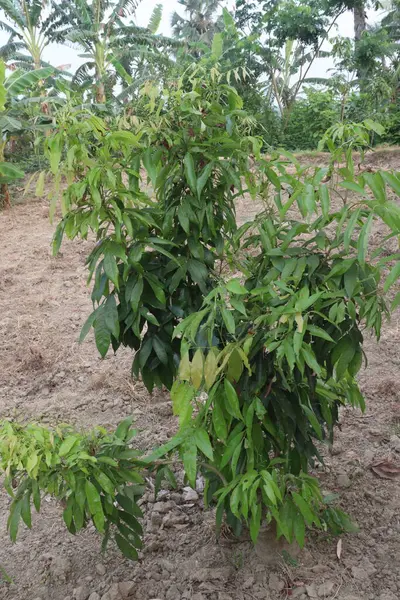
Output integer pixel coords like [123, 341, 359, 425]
[0, 60, 53, 207]
[44, 0, 172, 103]
[0, 0, 59, 70]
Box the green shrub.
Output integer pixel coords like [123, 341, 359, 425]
[40, 66, 400, 550]
[284, 88, 340, 150]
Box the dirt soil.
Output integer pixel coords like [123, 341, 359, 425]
[0, 152, 400, 600]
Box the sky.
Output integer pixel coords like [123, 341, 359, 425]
[0, 0, 385, 80]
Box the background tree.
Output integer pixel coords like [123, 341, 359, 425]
[171, 0, 223, 44]
[0, 0, 58, 69]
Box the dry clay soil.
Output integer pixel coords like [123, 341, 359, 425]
[1, 152, 400, 600]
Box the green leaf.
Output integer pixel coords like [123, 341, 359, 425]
[304, 183, 315, 215]
[170, 381, 194, 424]
[212, 401, 228, 441]
[221, 308, 235, 334]
[332, 336, 356, 379]
[104, 253, 119, 289]
[391, 292, 400, 311]
[197, 163, 213, 199]
[7, 67, 53, 96]
[21, 494, 32, 529]
[193, 429, 214, 460]
[339, 181, 366, 195]
[130, 277, 144, 312]
[382, 171, 400, 196]
[306, 325, 333, 342]
[115, 416, 134, 440]
[94, 308, 111, 358]
[153, 336, 168, 365]
[301, 404, 322, 440]
[187, 259, 208, 289]
[383, 262, 400, 293]
[104, 295, 120, 338]
[184, 153, 197, 195]
[191, 349, 204, 390]
[226, 279, 247, 295]
[344, 262, 359, 298]
[59, 435, 79, 456]
[300, 344, 321, 376]
[224, 379, 242, 420]
[8, 500, 21, 542]
[250, 503, 262, 543]
[319, 183, 330, 219]
[291, 492, 315, 526]
[79, 310, 96, 343]
[142, 148, 158, 186]
[357, 214, 373, 266]
[182, 439, 197, 488]
[94, 472, 115, 496]
[115, 533, 139, 561]
[363, 118, 385, 136]
[35, 171, 45, 197]
[211, 32, 223, 59]
[204, 351, 217, 390]
[85, 481, 103, 517]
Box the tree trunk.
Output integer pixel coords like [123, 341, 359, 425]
[96, 81, 106, 104]
[1, 183, 11, 209]
[353, 3, 366, 42]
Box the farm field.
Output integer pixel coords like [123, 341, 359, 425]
[1, 151, 399, 600]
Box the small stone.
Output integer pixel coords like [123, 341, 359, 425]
[364, 449, 375, 464]
[269, 573, 285, 592]
[74, 587, 91, 600]
[182, 487, 199, 502]
[150, 512, 163, 527]
[292, 588, 306, 598]
[153, 501, 175, 514]
[305, 583, 318, 598]
[389, 435, 400, 452]
[159, 559, 174, 573]
[103, 585, 121, 600]
[49, 556, 72, 582]
[95, 564, 106, 576]
[352, 566, 369, 580]
[88, 595, 101, 600]
[318, 581, 335, 596]
[310, 564, 328, 574]
[118, 582, 135, 599]
[166, 585, 181, 600]
[337, 472, 351, 488]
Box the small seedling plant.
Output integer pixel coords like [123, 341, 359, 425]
[25, 60, 400, 553]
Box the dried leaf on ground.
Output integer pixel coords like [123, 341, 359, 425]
[336, 538, 342, 560]
[371, 459, 400, 479]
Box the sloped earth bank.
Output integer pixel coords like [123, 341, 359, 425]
[1, 152, 400, 600]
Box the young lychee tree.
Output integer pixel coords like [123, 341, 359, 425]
[46, 54, 400, 548]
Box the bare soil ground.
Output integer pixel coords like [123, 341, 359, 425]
[0, 152, 400, 600]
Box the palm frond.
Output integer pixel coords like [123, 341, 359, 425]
[109, 0, 143, 22]
[0, 20, 19, 37]
[28, 0, 45, 28]
[0, 39, 25, 60]
[6, 67, 54, 96]
[148, 3, 162, 34]
[0, 0, 25, 29]
[72, 61, 94, 85]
